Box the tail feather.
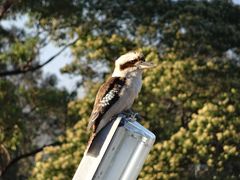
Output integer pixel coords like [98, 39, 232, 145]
[85, 133, 96, 154]
[87, 112, 99, 131]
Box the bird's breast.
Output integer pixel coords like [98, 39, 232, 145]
[124, 75, 142, 98]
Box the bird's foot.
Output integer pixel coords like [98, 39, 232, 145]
[120, 109, 142, 121]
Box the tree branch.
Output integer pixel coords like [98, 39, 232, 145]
[0, 38, 79, 77]
[0, 0, 18, 19]
[1, 141, 62, 177]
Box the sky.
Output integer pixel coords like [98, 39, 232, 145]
[231, 0, 240, 3]
[0, 16, 80, 92]
[39, 42, 81, 91]
[1, 0, 240, 92]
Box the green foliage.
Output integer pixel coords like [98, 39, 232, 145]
[0, 80, 22, 151]
[0, 9, 71, 177]
[140, 102, 240, 179]
[0, 37, 38, 65]
[0, 74, 71, 178]
[31, 86, 97, 179]
[31, 119, 88, 180]
[137, 54, 240, 179]
[137, 54, 240, 140]
[1, 0, 240, 179]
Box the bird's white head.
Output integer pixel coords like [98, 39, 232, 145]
[112, 51, 154, 77]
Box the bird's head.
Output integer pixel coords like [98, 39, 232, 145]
[112, 51, 155, 77]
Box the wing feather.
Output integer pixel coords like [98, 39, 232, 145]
[87, 77, 125, 132]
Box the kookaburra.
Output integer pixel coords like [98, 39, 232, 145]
[88, 51, 154, 135]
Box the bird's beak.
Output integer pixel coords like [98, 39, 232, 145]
[138, 61, 155, 69]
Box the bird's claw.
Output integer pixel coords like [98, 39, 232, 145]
[129, 112, 138, 121]
[119, 109, 142, 121]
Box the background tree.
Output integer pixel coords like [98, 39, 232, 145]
[1, 0, 240, 179]
[0, 0, 75, 179]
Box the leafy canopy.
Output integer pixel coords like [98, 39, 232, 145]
[1, 0, 240, 179]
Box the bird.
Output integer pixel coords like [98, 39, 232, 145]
[87, 51, 154, 143]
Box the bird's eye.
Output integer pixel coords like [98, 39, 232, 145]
[131, 59, 138, 64]
[139, 57, 145, 62]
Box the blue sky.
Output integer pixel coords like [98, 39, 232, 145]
[1, 0, 240, 92]
[39, 42, 81, 91]
[1, 16, 80, 92]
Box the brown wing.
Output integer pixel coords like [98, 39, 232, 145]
[87, 77, 126, 132]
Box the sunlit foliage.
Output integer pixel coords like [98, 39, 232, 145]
[1, 0, 240, 179]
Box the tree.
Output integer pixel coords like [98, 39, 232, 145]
[1, 0, 240, 179]
[0, 0, 74, 179]
[139, 55, 240, 179]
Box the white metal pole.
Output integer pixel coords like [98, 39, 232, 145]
[72, 116, 155, 180]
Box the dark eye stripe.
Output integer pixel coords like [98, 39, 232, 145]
[139, 57, 145, 62]
[119, 55, 145, 70]
[120, 59, 139, 70]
